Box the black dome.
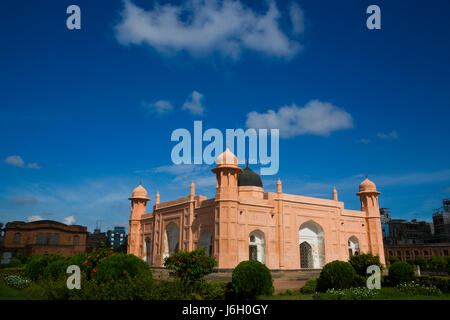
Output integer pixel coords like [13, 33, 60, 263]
[238, 166, 263, 188]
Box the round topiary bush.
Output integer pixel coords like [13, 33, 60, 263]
[316, 260, 357, 292]
[413, 257, 427, 269]
[25, 254, 58, 281]
[388, 261, 415, 286]
[300, 278, 318, 294]
[93, 253, 152, 284]
[231, 260, 274, 299]
[43, 259, 70, 280]
[388, 256, 401, 265]
[348, 253, 383, 276]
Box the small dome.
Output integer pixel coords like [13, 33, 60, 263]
[359, 178, 377, 192]
[216, 148, 238, 167]
[130, 184, 149, 199]
[238, 167, 263, 188]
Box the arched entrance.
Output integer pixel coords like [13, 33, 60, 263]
[145, 237, 151, 264]
[348, 236, 360, 257]
[300, 241, 313, 268]
[299, 220, 325, 269]
[163, 222, 179, 259]
[249, 230, 266, 264]
[199, 231, 213, 256]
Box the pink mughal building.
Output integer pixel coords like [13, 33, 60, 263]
[128, 149, 385, 270]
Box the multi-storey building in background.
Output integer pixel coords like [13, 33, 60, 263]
[382, 199, 450, 261]
[432, 199, 450, 243]
[107, 226, 127, 249]
[384, 219, 433, 245]
[86, 228, 108, 252]
[380, 208, 390, 239]
[0, 220, 87, 257]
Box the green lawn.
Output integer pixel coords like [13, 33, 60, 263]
[260, 287, 450, 300]
[2, 277, 450, 300]
[0, 278, 47, 300]
[259, 293, 313, 300]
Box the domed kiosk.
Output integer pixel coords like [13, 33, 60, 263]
[238, 162, 264, 199]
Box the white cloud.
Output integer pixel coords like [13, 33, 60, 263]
[11, 197, 38, 205]
[289, 3, 304, 35]
[4, 155, 40, 169]
[245, 100, 354, 138]
[356, 139, 371, 144]
[375, 169, 450, 187]
[4, 155, 25, 167]
[63, 216, 76, 225]
[27, 215, 43, 222]
[114, 0, 303, 60]
[142, 100, 173, 115]
[377, 131, 399, 139]
[153, 164, 216, 188]
[182, 90, 205, 115]
[27, 163, 41, 169]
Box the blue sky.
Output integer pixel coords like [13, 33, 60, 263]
[1, 0, 449, 232]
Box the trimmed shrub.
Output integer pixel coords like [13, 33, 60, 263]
[231, 260, 274, 299]
[314, 287, 380, 300]
[25, 254, 62, 281]
[352, 275, 367, 288]
[300, 278, 317, 294]
[0, 267, 25, 278]
[388, 256, 401, 265]
[388, 261, 415, 286]
[15, 253, 30, 265]
[163, 247, 217, 287]
[195, 281, 229, 300]
[93, 253, 152, 284]
[349, 253, 383, 276]
[316, 260, 357, 292]
[416, 275, 450, 293]
[3, 275, 31, 289]
[43, 259, 70, 280]
[428, 256, 447, 272]
[412, 257, 427, 269]
[396, 281, 442, 296]
[8, 257, 22, 267]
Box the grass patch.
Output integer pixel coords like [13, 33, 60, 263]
[0, 278, 47, 300]
[259, 293, 313, 300]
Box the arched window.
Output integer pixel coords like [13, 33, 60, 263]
[249, 230, 266, 264]
[348, 236, 360, 257]
[13, 233, 21, 244]
[45, 233, 52, 245]
[299, 220, 325, 269]
[53, 233, 60, 245]
[199, 231, 213, 256]
[36, 232, 44, 244]
[163, 222, 179, 259]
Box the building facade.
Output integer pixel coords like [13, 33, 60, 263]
[86, 228, 108, 252]
[383, 219, 433, 245]
[385, 243, 450, 261]
[432, 199, 450, 243]
[107, 226, 127, 249]
[128, 149, 386, 270]
[1, 220, 87, 256]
